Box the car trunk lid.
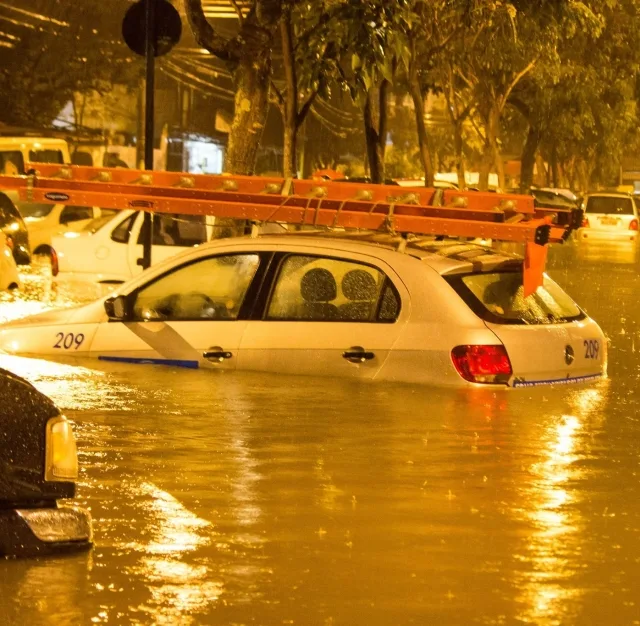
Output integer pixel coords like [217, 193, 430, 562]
[443, 268, 606, 387]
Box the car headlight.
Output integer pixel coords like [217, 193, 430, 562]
[45, 415, 79, 481]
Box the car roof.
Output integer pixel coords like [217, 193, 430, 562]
[584, 191, 634, 198]
[205, 231, 522, 276]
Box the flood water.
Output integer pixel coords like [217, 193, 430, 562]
[1, 243, 640, 625]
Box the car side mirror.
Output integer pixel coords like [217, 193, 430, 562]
[104, 295, 127, 321]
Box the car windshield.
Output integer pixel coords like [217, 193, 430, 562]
[446, 271, 583, 325]
[17, 203, 55, 218]
[585, 196, 634, 215]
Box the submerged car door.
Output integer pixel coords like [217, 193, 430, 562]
[126, 213, 211, 278]
[89, 252, 268, 369]
[238, 251, 410, 379]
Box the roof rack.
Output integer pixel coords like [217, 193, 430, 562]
[0, 163, 584, 296]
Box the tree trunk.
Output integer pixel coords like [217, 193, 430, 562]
[410, 81, 434, 186]
[480, 106, 505, 191]
[225, 52, 271, 174]
[550, 145, 559, 188]
[281, 7, 297, 178]
[282, 120, 297, 178]
[453, 121, 466, 190]
[363, 81, 388, 184]
[519, 123, 541, 193]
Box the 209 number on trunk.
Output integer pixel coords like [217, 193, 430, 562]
[584, 339, 600, 359]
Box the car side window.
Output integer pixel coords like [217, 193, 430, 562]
[0, 193, 21, 227]
[111, 213, 138, 244]
[60, 205, 93, 224]
[132, 254, 260, 321]
[136, 214, 208, 247]
[0, 151, 24, 175]
[266, 254, 400, 322]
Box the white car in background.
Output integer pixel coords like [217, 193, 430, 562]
[0, 231, 20, 291]
[49, 209, 217, 286]
[0, 234, 606, 388]
[17, 202, 115, 260]
[577, 192, 639, 242]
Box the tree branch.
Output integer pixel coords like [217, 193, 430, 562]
[230, 0, 244, 26]
[184, 0, 233, 61]
[297, 90, 318, 128]
[501, 57, 539, 112]
[378, 79, 389, 151]
[270, 79, 284, 110]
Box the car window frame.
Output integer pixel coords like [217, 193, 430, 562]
[253, 251, 402, 323]
[115, 251, 275, 323]
[110, 212, 139, 243]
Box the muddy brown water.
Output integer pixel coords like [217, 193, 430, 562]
[1, 243, 639, 625]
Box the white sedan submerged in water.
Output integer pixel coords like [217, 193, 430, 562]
[0, 234, 606, 387]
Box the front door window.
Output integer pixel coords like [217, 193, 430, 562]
[132, 254, 260, 321]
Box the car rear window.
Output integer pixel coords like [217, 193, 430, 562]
[17, 202, 55, 218]
[585, 196, 634, 215]
[84, 212, 124, 235]
[446, 271, 584, 325]
[29, 149, 64, 164]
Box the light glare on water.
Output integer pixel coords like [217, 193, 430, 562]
[1, 247, 640, 625]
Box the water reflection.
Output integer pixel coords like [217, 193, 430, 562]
[573, 239, 639, 266]
[0, 553, 93, 626]
[514, 385, 608, 625]
[126, 482, 222, 626]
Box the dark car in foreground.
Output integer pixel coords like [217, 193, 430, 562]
[0, 191, 31, 265]
[0, 368, 92, 557]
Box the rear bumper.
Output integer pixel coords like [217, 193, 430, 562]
[0, 505, 92, 558]
[511, 372, 603, 388]
[577, 228, 638, 242]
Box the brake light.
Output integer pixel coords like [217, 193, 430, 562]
[50, 248, 59, 276]
[630, 219, 638, 231]
[581, 217, 589, 228]
[451, 345, 512, 384]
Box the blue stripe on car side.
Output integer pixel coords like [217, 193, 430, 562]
[98, 356, 200, 369]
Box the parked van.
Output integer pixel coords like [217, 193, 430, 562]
[0, 135, 71, 176]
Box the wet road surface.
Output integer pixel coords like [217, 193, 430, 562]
[1, 243, 640, 625]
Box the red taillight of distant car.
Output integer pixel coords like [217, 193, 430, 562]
[451, 345, 512, 384]
[581, 217, 590, 228]
[630, 219, 638, 231]
[50, 248, 59, 276]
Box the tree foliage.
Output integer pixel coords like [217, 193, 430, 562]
[6, 0, 640, 193]
[0, 0, 134, 127]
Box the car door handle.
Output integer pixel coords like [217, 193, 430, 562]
[203, 347, 233, 362]
[342, 347, 375, 363]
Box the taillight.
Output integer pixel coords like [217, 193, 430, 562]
[50, 248, 59, 276]
[451, 345, 512, 384]
[630, 219, 638, 231]
[581, 217, 589, 228]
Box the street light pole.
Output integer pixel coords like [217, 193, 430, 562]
[122, 0, 181, 269]
[140, 0, 156, 270]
